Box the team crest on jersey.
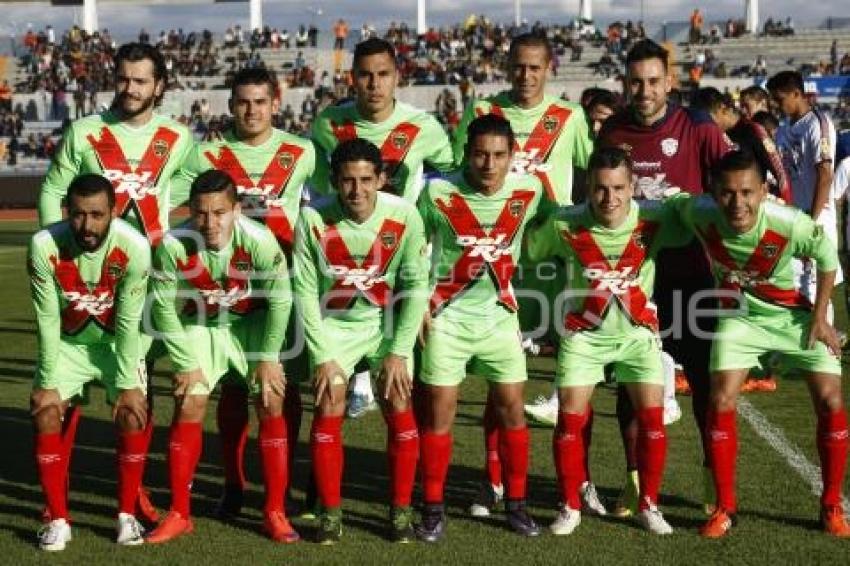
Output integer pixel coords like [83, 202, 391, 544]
[233, 257, 251, 272]
[381, 231, 398, 250]
[153, 139, 170, 158]
[509, 199, 525, 218]
[761, 243, 780, 258]
[660, 138, 679, 157]
[632, 232, 647, 250]
[392, 131, 409, 149]
[543, 115, 560, 134]
[764, 137, 777, 154]
[107, 260, 126, 279]
[278, 152, 295, 169]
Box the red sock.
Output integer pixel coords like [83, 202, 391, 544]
[61, 405, 81, 473]
[386, 409, 419, 507]
[483, 401, 502, 488]
[420, 431, 452, 504]
[583, 405, 594, 480]
[168, 422, 203, 517]
[310, 415, 343, 509]
[284, 384, 302, 493]
[216, 384, 250, 489]
[552, 411, 587, 510]
[707, 409, 737, 512]
[117, 431, 148, 514]
[498, 426, 529, 500]
[817, 409, 849, 507]
[36, 433, 68, 520]
[636, 407, 667, 510]
[259, 416, 288, 514]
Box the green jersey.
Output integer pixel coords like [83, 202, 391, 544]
[292, 192, 430, 366]
[453, 92, 594, 205]
[527, 199, 682, 337]
[310, 100, 454, 202]
[171, 128, 315, 252]
[28, 218, 151, 389]
[152, 215, 291, 372]
[39, 111, 194, 247]
[674, 195, 839, 317]
[419, 170, 545, 319]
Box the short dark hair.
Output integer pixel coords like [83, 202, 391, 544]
[586, 89, 619, 112]
[766, 70, 804, 96]
[465, 114, 515, 152]
[625, 39, 669, 70]
[67, 174, 115, 209]
[690, 87, 734, 113]
[740, 85, 769, 104]
[751, 110, 780, 133]
[331, 138, 383, 181]
[711, 149, 765, 187]
[352, 37, 396, 69]
[189, 169, 237, 204]
[115, 42, 167, 83]
[508, 33, 553, 63]
[587, 146, 633, 177]
[230, 67, 279, 100]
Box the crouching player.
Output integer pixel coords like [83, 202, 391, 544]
[676, 150, 850, 538]
[293, 139, 429, 544]
[527, 147, 676, 535]
[29, 174, 152, 550]
[145, 170, 297, 544]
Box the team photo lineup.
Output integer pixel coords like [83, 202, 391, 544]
[13, 16, 850, 558]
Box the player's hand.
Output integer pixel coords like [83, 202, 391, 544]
[808, 316, 841, 356]
[30, 388, 63, 419]
[313, 360, 346, 406]
[380, 353, 412, 402]
[112, 387, 148, 428]
[173, 368, 208, 398]
[418, 311, 432, 348]
[254, 360, 286, 409]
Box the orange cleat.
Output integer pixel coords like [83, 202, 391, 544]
[264, 510, 301, 543]
[755, 376, 778, 392]
[700, 509, 735, 539]
[674, 371, 691, 395]
[822, 505, 850, 538]
[740, 377, 760, 393]
[136, 487, 160, 525]
[145, 511, 194, 544]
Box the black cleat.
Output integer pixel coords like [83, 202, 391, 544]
[316, 508, 342, 545]
[506, 499, 541, 537]
[415, 503, 446, 543]
[391, 506, 415, 543]
[215, 484, 244, 519]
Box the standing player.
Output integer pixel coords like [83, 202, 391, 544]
[30, 174, 151, 550]
[672, 150, 850, 538]
[37, 42, 194, 523]
[172, 66, 315, 517]
[311, 37, 453, 419]
[738, 86, 771, 120]
[293, 139, 429, 544]
[451, 33, 598, 517]
[145, 170, 296, 544]
[416, 114, 543, 541]
[527, 147, 677, 535]
[598, 39, 732, 516]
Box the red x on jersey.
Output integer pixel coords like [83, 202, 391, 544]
[176, 246, 263, 316]
[430, 190, 536, 315]
[562, 221, 660, 332]
[331, 121, 421, 190]
[50, 246, 130, 335]
[313, 218, 406, 309]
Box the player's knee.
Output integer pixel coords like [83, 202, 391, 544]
[256, 393, 284, 418]
[178, 394, 209, 422]
[711, 388, 738, 412]
[32, 404, 62, 433]
[815, 391, 844, 416]
[497, 397, 526, 428]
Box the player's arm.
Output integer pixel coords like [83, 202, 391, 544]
[254, 230, 292, 361]
[424, 116, 455, 172]
[658, 193, 696, 247]
[388, 211, 430, 357]
[291, 215, 332, 364]
[570, 106, 595, 204]
[28, 235, 62, 389]
[751, 122, 792, 203]
[523, 208, 559, 263]
[698, 120, 734, 188]
[451, 101, 478, 166]
[150, 243, 200, 373]
[811, 161, 834, 221]
[39, 123, 80, 226]
[809, 115, 835, 220]
[308, 120, 333, 197]
[113, 244, 151, 390]
[168, 143, 203, 210]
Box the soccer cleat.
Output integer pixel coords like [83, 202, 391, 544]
[663, 399, 682, 426]
[469, 482, 504, 518]
[702, 467, 717, 516]
[263, 510, 300, 543]
[215, 483, 244, 519]
[580, 481, 607, 516]
[316, 508, 343, 545]
[345, 391, 377, 419]
[636, 499, 673, 535]
[415, 503, 446, 543]
[116, 513, 145, 546]
[821, 505, 850, 537]
[611, 470, 640, 518]
[136, 487, 160, 525]
[550, 505, 581, 536]
[145, 511, 194, 544]
[390, 505, 415, 543]
[505, 500, 541, 537]
[700, 509, 735, 538]
[523, 395, 558, 427]
[674, 367, 691, 395]
[38, 518, 72, 552]
[755, 376, 778, 392]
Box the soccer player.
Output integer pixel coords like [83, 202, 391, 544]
[673, 150, 850, 538]
[598, 39, 732, 516]
[527, 146, 677, 535]
[145, 170, 296, 544]
[738, 85, 771, 120]
[293, 139, 429, 544]
[311, 36, 453, 419]
[37, 42, 194, 524]
[416, 114, 543, 541]
[30, 174, 151, 550]
[173, 66, 315, 517]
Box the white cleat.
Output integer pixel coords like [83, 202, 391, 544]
[580, 481, 607, 516]
[38, 518, 72, 552]
[550, 506, 581, 536]
[116, 512, 145, 546]
[637, 500, 673, 535]
[345, 391, 377, 419]
[663, 399, 682, 426]
[469, 482, 504, 518]
[523, 395, 558, 427]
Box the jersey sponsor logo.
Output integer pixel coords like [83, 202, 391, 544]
[62, 290, 114, 316]
[196, 285, 252, 308]
[176, 245, 263, 316]
[660, 137, 679, 157]
[327, 264, 386, 292]
[456, 234, 511, 262]
[582, 266, 641, 295]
